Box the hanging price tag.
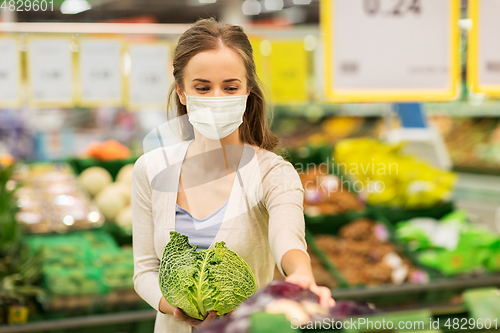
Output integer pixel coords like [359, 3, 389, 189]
[0, 37, 21, 107]
[127, 42, 172, 110]
[78, 38, 124, 107]
[27, 37, 75, 107]
[321, 0, 460, 103]
[468, 0, 500, 97]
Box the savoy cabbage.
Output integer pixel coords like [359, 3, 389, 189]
[159, 231, 257, 320]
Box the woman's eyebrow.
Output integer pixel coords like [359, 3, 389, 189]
[192, 78, 241, 83]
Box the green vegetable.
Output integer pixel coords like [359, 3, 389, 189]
[102, 264, 134, 289]
[159, 232, 257, 320]
[44, 267, 104, 295]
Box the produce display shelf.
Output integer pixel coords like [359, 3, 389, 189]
[453, 165, 500, 177]
[367, 201, 455, 225]
[305, 205, 500, 310]
[0, 310, 156, 333]
[330, 273, 500, 304]
[273, 101, 500, 118]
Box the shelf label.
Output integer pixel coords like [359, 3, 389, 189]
[78, 39, 123, 106]
[0, 37, 21, 107]
[468, 0, 500, 97]
[321, 0, 460, 102]
[127, 43, 172, 109]
[27, 37, 75, 107]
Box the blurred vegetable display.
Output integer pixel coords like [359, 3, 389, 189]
[430, 116, 500, 173]
[334, 138, 457, 209]
[0, 155, 46, 325]
[85, 140, 131, 161]
[299, 168, 363, 217]
[312, 218, 428, 287]
[198, 280, 379, 333]
[2, 106, 500, 329]
[277, 116, 383, 151]
[21, 230, 136, 305]
[0, 154, 20, 258]
[396, 210, 500, 276]
[11, 163, 104, 234]
[78, 164, 133, 232]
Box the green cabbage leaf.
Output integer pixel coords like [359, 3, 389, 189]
[159, 231, 257, 320]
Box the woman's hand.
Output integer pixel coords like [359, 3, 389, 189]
[281, 250, 335, 309]
[285, 272, 335, 308]
[173, 308, 218, 328]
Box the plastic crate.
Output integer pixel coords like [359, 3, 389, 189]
[367, 201, 455, 225]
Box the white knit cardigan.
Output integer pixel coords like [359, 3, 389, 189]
[131, 140, 308, 333]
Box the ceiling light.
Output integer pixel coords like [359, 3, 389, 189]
[199, 0, 217, 3]
[264, 0, 284, 11]
[293, 0, 311, 4]
[242, 0, 261, 15]
[60, 0, 91, 14]
[283, 7, 307, 23]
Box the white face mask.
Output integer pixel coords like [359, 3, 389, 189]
[184, 92, 248, 140]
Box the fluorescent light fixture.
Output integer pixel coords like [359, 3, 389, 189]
[199, 0, 217, 3]
[264, 0, 283, 11]
[60, 0, 91, 14]
[293, 0, 311, 4]
[242, 0, 261, 15]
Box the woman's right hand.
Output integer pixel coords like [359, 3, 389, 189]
[173, 308, 218, 328]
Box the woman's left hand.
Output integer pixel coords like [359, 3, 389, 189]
[285, 272, 335, 308]
[173, 308, 217, 328]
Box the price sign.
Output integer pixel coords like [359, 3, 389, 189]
[27, 37, 75, 107]
[128, 42, 172, 109]
[468, 0, 500, 97]
[0, 37, 21, 107]
[270, 40, 308, 104]
[78, 39, 123, 106]
[321, 0, 460, 102]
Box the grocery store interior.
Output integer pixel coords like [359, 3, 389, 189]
[1, 0, 500, 332]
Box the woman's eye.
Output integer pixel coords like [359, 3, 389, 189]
[225, 87, 238, 92]
[195, 87, 210, 92]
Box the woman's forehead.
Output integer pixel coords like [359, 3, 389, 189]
[184, 47, 246, 81]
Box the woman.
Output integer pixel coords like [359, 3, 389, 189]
[132, 18, 335, 333]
